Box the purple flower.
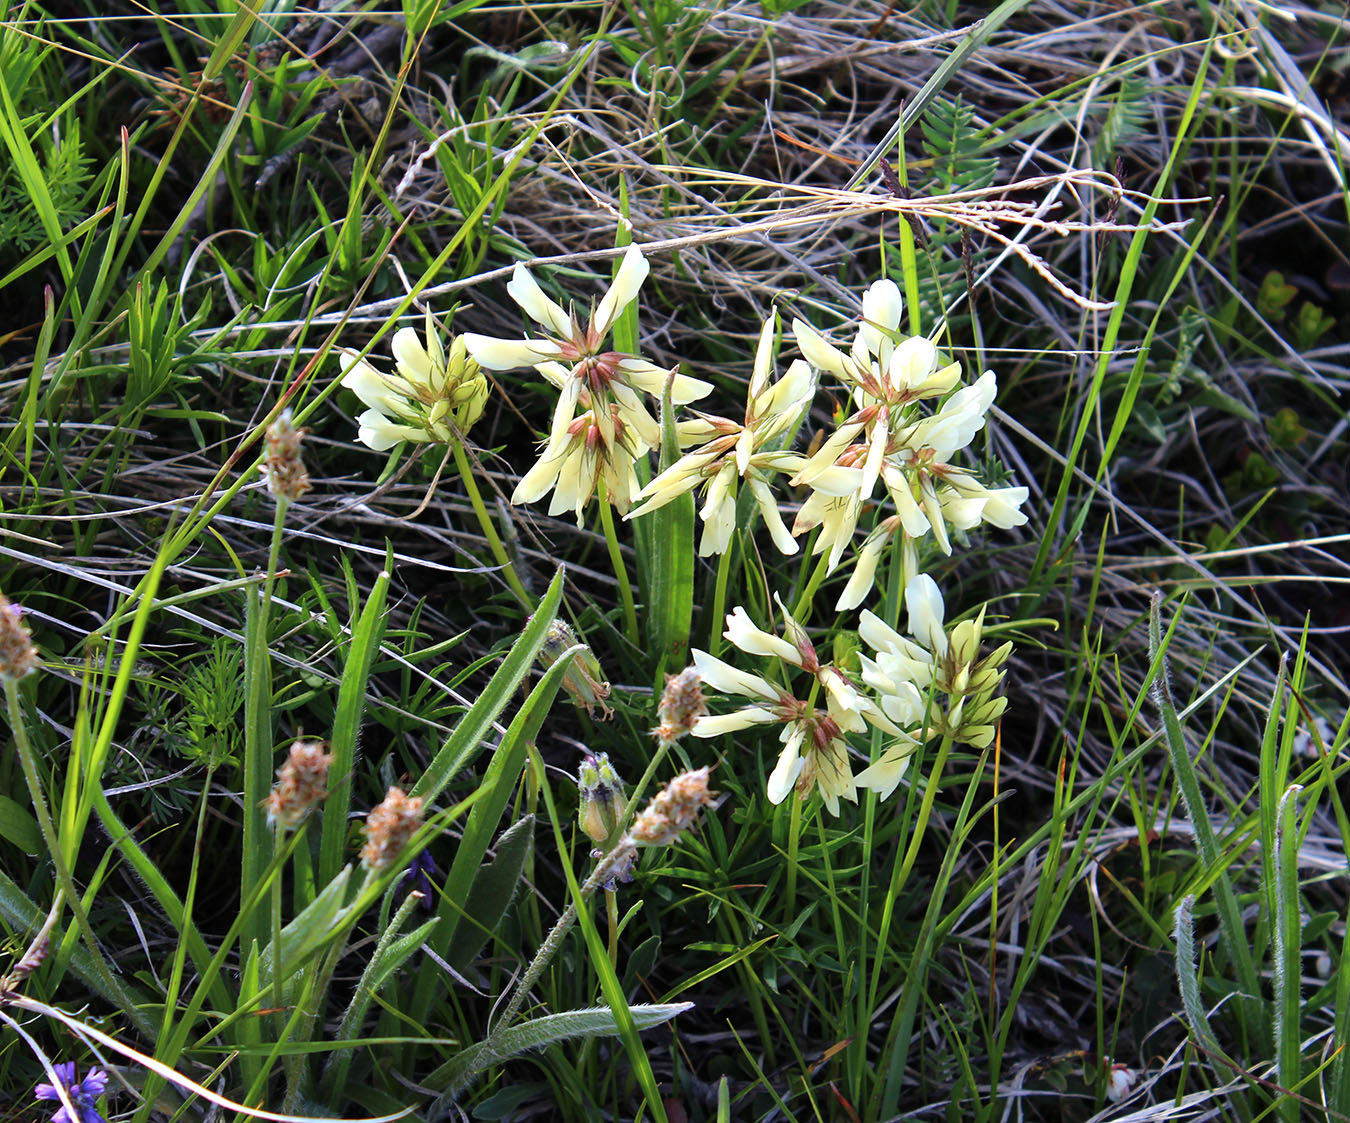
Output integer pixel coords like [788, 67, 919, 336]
[34, 1063, 108, 1123]
[399, 850, 439, 911]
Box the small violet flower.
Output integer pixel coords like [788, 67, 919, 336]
[398, 850, 440, 911]
[35, 1063, 108, 1123]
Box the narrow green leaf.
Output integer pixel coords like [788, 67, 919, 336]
[1149, 593, 1262, 1012]
[320, 557, 393, 885]
[1273, 784, 1304, 1123]
[645, 373, 696, 680]
[447, 814, 535, 972]
[435, 1004, 692, 1099]
[409, 567, 564, 807]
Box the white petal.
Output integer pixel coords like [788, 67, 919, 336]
[766, 727, 806, 804]
[691, 649, 779, 700]
[859, 279, 902, 366]
[859, 609, 901, 653]
[888, 335, 937, 394]
[793, 318, 853, 381]
[691, 708, 780, 737]
[592, 244, 649, 339]
[507, 264, 573, 337]
[340, 352, 404, 415]
[748, 313, 777, 400]
[906, 574, 948, 656]
[747, 477, 798, 555]
[462, 333, 563, 371]
[854, 739, 918, 801]
[512, 448, 564, 505]
[981, 486, 1029, 528]
[835, 535, 885, 611]
[618, 359, 714, 403]
[355, 409, 425, 451]
[392, 327, 434, 386]
[725, 607, 802, 666]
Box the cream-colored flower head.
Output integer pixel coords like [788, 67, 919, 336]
[853, 574, 1013, 799]
[462, 245, 713, 522]
[339, 310, 489, 450]
[626, 314, 815, 555]
[688, 596, 899, 815]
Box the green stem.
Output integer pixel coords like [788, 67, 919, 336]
[450, 440, 533, 607]
[708, 545, 733, 659]
[495, 842, 632, 1032]
[792, 549, 834, 621]
[605, 888, 619, 967]
[4, 679, 151, 1034]
[596, 479, 638, 645]
[894, 733, 956, 891]
[785, 792, 802, 917]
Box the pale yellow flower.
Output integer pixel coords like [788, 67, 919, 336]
[339, 311, 489, 451]
[853, 575, 1013, 799]
[689, 597, 899, 815]
[463, 245, 713, 521]
[625, 315, 814, 556]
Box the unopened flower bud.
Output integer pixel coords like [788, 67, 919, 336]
[628, 767, 718, 847]
[264, 738, 333, 830]
[537, 618, 613, 719]
[263, 409, 312, 503]
[0, 593, 39, 682]
[653, 667, 706, 744]
[361, 786, 424, 871]
[578, 752, 627, 844]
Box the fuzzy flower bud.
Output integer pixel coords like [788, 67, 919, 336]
[262, 409, 312, 503]
[0, 593, 39, 682]
[361, 786, 424, 871]
[652, 667, 707, 744]
[537, 617, 613, 719]
[627, 767, 718, 848]
[264, 738, 333, 830]
[577, 752, 628, 844]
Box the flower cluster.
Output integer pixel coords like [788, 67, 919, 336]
[339, 310, 490, 451]
[34, 1063, 108, 1123]
[652, 666, 707, 745]
[360, 787, 425, 872]
[463, 244, 713, 524]
[263, 739, 333, 831]
[690, 597, 905, 815]
[0, 592, 38, 682]
[332, 251, 1026, 816]
[627, 767, 718, 847]
[262, 409, 312, 504]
